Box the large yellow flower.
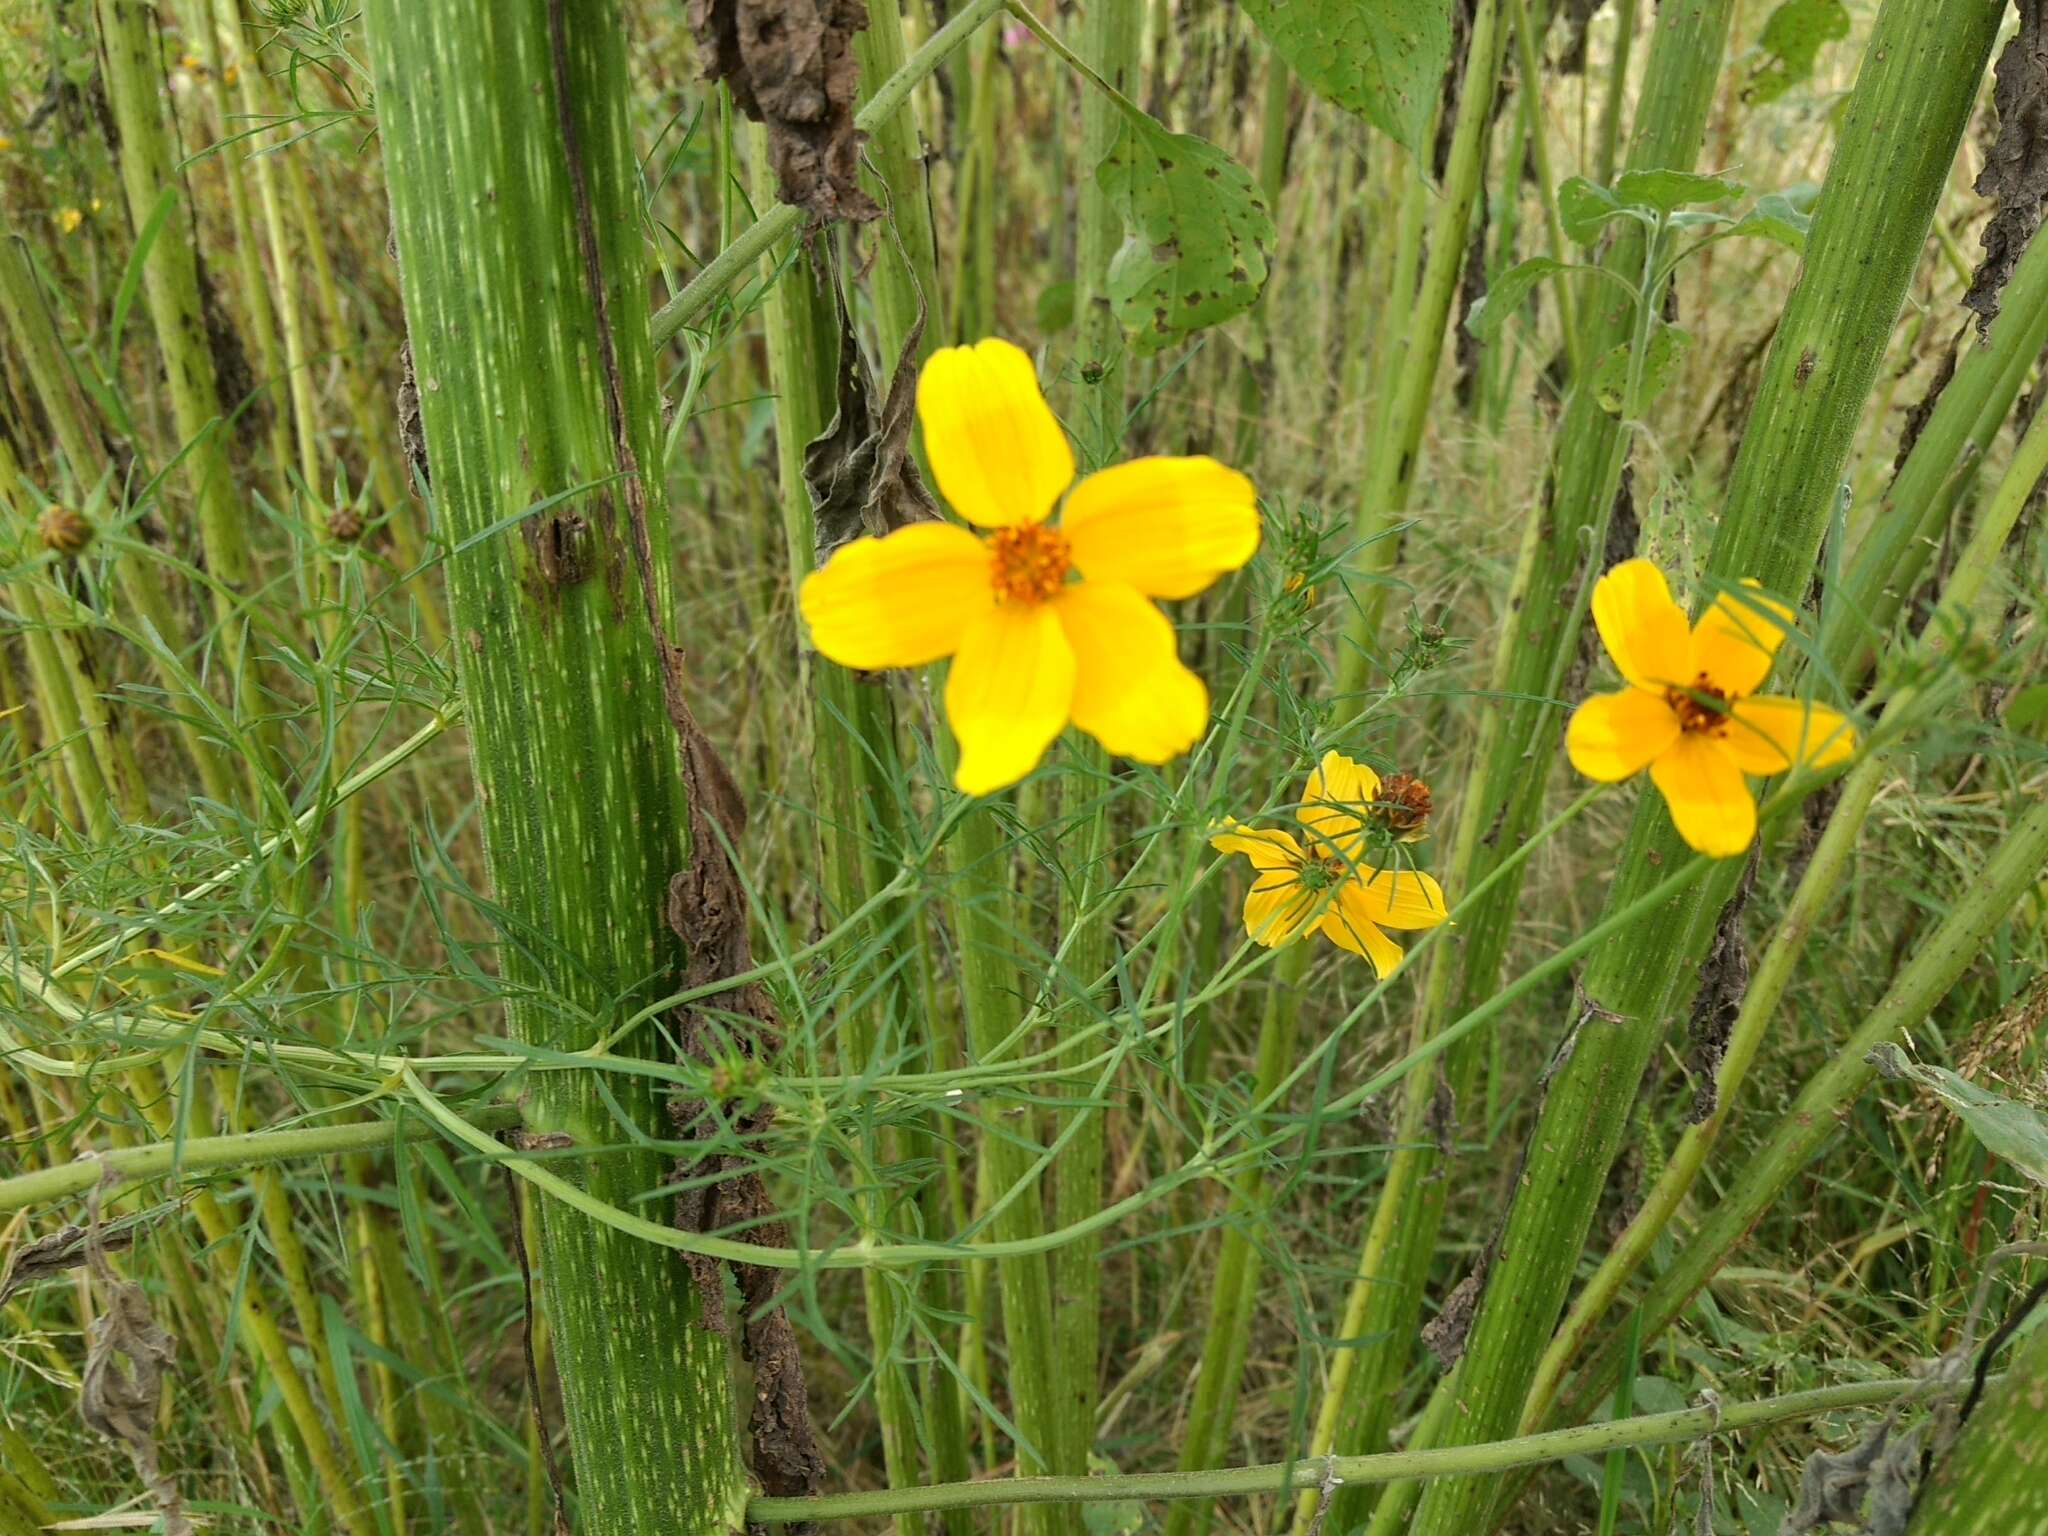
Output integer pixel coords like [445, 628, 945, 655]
[1565, 559, 1858, 857]
[798, 338, 1260, 795]
[1209, 751, 1449, 978]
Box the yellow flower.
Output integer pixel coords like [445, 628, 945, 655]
[55, 206, 83, 234]
[1565, 559, 1858, 858]
[1209, 751, 1449, 978]
[0, 134, 14, 153]
[799, 338, 1260, 795]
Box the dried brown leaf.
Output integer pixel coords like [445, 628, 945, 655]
[1966, 0, 2048, 331]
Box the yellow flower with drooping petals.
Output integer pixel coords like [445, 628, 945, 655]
[1565, 559, 1858, 857]
[799, 338, 1260, 796]
[1209, 751, 1449, 978]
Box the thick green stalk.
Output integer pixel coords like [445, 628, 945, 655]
[1048, 0, 1143, 1493]
[1291, 9, 1734, 1529]
[950, 805, 1074, 1536]
[363, 1, 748, 1530]
[854, 0, 945, 345]
[1163, 938, 1311, 1536]
[93, 0, 261, 719]
[750, 126, 930, 1532]
[1399, 7, 2004, 1533]
[1523, 384, 2048, 1437]
[1906, 1307, 2048, 1533]
[0, 240, 237, 804]
[1826, 223, 2048, 686]
[1072, 0, 1142, 453]
[1338, 0, 1506, 690]
[1552, 792, 2048, 1447]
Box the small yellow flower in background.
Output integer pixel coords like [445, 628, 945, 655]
[0, 134, 15, 153]
[800, 338, 1260, 795]
[1565, 558, 1858, 858]
[1210, 750, 1449, 978]
[55, 206, 83, 234]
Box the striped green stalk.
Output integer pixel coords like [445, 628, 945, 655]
[856, 0, 945, 347]
[1162, 937, 1312, 1536]
[748, 126, 930, 1532]
[1826, 223, 2048, 686]
[1397, 6, 2005, 1533]
[1046, 0, 1144, 1495]
[92, 0, 263, 751]
[1290, 9, 1734, 1530]
[1072, 0, 1142, 455]
[1522, 378, 2048, 1440]
[1548, 791, 2048, 1450]
[1338, 0, 1506, 693]
[1906, 1299, 2048, 1533]
[363, 1, 748, 1530]
[0, 241, 237, 804]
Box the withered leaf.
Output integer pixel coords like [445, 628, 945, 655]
[1966, 0, 2048, 332]
[802, 270, 939, 569]
[688, 0, 880, 225]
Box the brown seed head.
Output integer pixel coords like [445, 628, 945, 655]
[37, 504, 92, 555]
[326, 507, 366, 544]
[1375, 772, 1433, 840]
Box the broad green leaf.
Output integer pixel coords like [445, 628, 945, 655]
[1591, 325, 1693, 414]
[1081, 1456, 1144, 1536]
[1465, 256, 1570, 340]
[1558, 177, 1631, 245]
[1728, 188, 1818, 253]
[1098, 110, 1276, 352]
[1745, 0, 1851, 104]
[1036, 279, 1076, 334]
[1869, 1043, 2048, 1186]
[2006, 681, 2048, 731]
[1614, 168, 1747, 214]
[1241, 0, 1456, 160]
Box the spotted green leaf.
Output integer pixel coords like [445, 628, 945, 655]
[1465, 256, 1570, 340]
[1746, 0, 1851, 104]
[1613, 168, 1747, 214]
[1592, 325, 1693, 415]
[1729, 187, 1820, 254]
[1240, 0, 1456, 160]
[1098, 109, 1276, 353]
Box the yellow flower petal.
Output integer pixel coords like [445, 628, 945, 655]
[1690, 580, 1794, 698]
[1348, 867, 1449, 931]
[1723, 696, 1858, 775]
[1299, 750, 1380, 863]
[1060, 456, 1261, 599]
[916, 339, 1074, 528]
[1054, 581, 1208, 763]
[1566, 687, 1682, 782]
[1320, 893, 1406, 977]
[799, 522, 994, 669]
[1244, 877, 1324, 948]
[945, 603, 1075, 796]
[1591, 558, 1691, 691]
[1648, 733, 1756, 857]
[1210, 821, 1308, 869]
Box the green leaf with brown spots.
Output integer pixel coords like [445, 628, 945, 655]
[1097, 109, 1276, 353]
[1745, 0, 1851, 105]
[1240, 0, 1456, 160]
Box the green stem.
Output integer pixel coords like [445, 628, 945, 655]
[1338, 0, 1507, 689]
[1399, 7, 2008, 1531]
[364, 0, 751, 1527]
[1070, 0, 1143, 454]
[750, 1375, 1957, 1524]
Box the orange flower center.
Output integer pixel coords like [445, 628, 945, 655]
[1665, 674, 1731, 735]
[988, 524, 1072, 604]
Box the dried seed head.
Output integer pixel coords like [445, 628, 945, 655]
[37, 504, 92, 555]
[1374, 773, 1433, 841]
[326, 507, 366, 544]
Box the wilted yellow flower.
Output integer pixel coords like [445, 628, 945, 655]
[1565, 559, 1857, 857]
[1210, 751, 1449, 977]
[55, 207, 83, 234]
[800, 338, 1260, 795]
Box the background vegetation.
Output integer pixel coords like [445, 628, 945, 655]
[1, 0, 2044, 1533]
